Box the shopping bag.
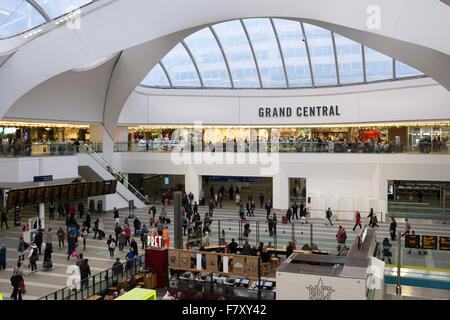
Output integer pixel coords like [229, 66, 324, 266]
[41, 243, 46, 252]
[71, 250, 78, 257]
[23, 259, 30, 267]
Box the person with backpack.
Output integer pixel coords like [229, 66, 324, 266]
[133, 217, 141, 236]
[10, 268, 25, 300]
[28, 243, 39, 273]
[353, 211, 362, 231]
[325, 208, 333, 226]
[17, 237, 28, 262]
[118, 232, 126, 252]
[107, 235, 116, 259]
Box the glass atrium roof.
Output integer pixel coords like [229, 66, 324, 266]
[141, 18, 425, 89]
[0, 0, 93, 39]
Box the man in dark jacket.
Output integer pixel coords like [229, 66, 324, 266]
[112, 257, 123, 284]
[130, 238, 138, 257]
[78, 202, 85, 219]
[242, 240, 251, 255]
[286, 241, 294, 258]
[79, 259, 91, 290]
[133, 217, 141, 236]
[84, 212, 91, 233]
[292, 202, 299, 220]
[34, 229, 43, 255]
[228, 239, 238, 254]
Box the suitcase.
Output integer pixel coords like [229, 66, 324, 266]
[282, 215, 288, 224]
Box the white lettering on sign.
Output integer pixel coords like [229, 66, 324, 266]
[147, 235, 163, 248]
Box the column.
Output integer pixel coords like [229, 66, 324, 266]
[185, 167, 201, 204]
[272, 171, 289, 211]
[38, 158, 45, 230]
[372, 164, 388, 222]
[89, 125, 114, 163]
[115, 126, 129, 152]
[173, 191, 182, 249]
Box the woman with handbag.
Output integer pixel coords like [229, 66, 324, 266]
[28, 243, 39, 273]
[10, 268, 25, 300]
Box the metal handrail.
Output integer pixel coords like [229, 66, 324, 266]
[39, 253, 147, 300]
[79, 144, 148, 203]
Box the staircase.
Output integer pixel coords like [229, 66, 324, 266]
[77, 145, 147, 209]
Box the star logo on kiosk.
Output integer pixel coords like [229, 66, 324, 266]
[306, 278, 335, 300]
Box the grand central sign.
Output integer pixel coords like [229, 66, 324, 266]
[258, 105, 341, 118]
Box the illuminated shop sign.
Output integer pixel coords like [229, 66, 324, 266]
[147, 233, 163, 248]
[258, 106, 341, 118]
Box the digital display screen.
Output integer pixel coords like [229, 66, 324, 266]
[81, 183, 90, 198]
[164, 176, 169, 185]
[75, 184, 83, 200]
[89, 182, 99, 197]
[97, 181, 105, 195]
[439, 237, 450, 251]
[35, 187, 45, 203]
[388, 185, 394, 195]
[43, 187, 53, 203]
[52, 186, 60, 201]
[110, 180, 117, 194]
[60, 185, 69, 201]
[422, 235, 437, 250]
[103, 181, 111, 194]
[26, 188, 36, 205]
[405, 235, 421, 248]
[68, 184, 77, 201]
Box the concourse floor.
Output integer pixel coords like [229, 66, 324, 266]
[0, 203, 449, 300]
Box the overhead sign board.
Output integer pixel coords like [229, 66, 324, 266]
[33, 175, 53, 183]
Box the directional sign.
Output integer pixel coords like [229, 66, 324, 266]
[33, 175, 53, 183]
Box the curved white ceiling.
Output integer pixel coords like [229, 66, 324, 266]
[141, 18, 424, 89]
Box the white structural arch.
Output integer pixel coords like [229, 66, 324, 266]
[0, 0, 449, 139]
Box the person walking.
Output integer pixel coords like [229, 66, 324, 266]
[48, 202, 55, 220]
[140, 225, 149, 249]
[78, 202, 85, 219]
[84, 212, 91, 233]
[246, 201, 252, 216]
[1, 208, 9, 229]
[118, 232, 126, 252]
[17, 237, 28, 262]
[97, 219, 105, 240]
[292, 202, 299, 220]
[0, 244, 6, 270]
[57, 227, 65, 249]
[325, 208, 333, 226]
[107, 235, 116, 259]
[259, 194, 264, 208]
[113, 207, 120, 224]
[353, 211, 362, 231]
[218, 192, 223, 208]
[93, 218, 99, 239]
[390, 218, 397, 241]
[79, 258, 91, 291]
[57, 202, 65, 219]
[286, 207, 292, 223]
[112, 257, 124, 285]
[239, 204, 245, 220]
[133, 217, 141, 236]
[124, 224, 131, 246]
[81, 227, 88, 250]
[34, 228, 43, 255]
[67, 233, 78, 261]
[402, 218, 412, 237]
[28, 243, 39, 273]
[10, 268, 25, 300]
[130, 238, 138, 257]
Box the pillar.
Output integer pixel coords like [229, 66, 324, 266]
[115, 126, 129, 152]
[173, 191, 182, 249]
[185, 167, 201, 204]
[272, 171, 289, 210]
[89, 125, 114, 163]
